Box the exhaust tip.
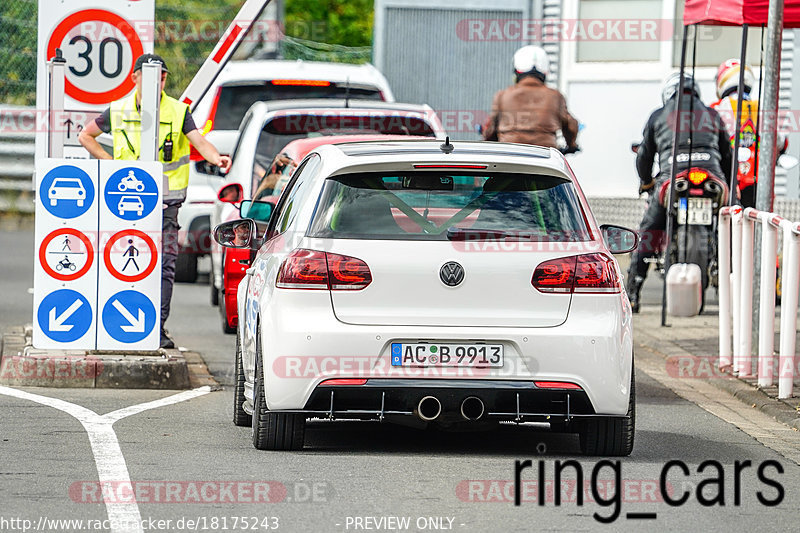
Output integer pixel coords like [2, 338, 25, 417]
[417, 396, 442, 421]
[460, 396, 485, 421]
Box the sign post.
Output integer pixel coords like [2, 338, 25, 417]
[47, 50, 67, 158]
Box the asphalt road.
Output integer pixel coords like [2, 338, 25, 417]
[1, 227, 798, 533]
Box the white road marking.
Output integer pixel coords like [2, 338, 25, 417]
[0, 386, 212, 533]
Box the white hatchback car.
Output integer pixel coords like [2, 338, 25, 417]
[214, 140, 637, 455]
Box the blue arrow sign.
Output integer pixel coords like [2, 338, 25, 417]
[104, 167, 159, 221]
[39, 166, 95, 219]
[37, 289, 92, 343]
[101, 290, 157, 343]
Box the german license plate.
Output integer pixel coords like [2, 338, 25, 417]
[390, 343, 503, 367]
[678, 197, 713, 225]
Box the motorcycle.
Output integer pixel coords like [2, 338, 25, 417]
[631, 143, 729, 308]
[656, 167, 729, 303]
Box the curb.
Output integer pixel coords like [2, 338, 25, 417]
[0, 325, 218, 390]
[634, 320, 800, 431]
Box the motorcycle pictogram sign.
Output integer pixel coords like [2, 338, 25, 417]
[38, 228, 94, 281]
[104, 167, 159, 221]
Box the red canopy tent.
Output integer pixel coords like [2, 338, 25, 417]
[683, 0, 800, 27]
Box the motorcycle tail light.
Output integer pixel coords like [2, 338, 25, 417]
[277, 249, 372, 291]
[532, 254, 620, 294]
[688, 170, 708, 185]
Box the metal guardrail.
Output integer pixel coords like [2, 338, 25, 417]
[0, 107, 35, 213]
[719, 206, 800, 399]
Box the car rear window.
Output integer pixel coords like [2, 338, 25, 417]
[213, 83, 384, 130]
[308, 172, 591, 241]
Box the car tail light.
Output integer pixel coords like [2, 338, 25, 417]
[534, 381, 583, 390]
[327, 253, 372, 290]
[573, 253, 620, 293]
[532, 254, 620, 294]
[276, 249, 372, 291]
[321, 378, 368, 386]
[276, 249, 329, 290]
[190, 145, 203, 162]
[531, 257, 576, 293]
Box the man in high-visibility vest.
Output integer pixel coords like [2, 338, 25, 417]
[79, 53, 232, 348]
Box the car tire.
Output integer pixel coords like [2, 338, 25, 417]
[175, 251, 198, 283]
[252, 338, 305, 451]
[233, 332, 252, 427]
[578, 370, 635, 457]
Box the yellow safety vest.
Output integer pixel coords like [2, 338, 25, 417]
[110, 92, 191, 202]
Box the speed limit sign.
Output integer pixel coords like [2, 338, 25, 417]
[35, 0, 154, 159]
[46, 9, 145, 104]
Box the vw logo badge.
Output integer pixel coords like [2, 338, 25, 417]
[439, 261, 465, 287]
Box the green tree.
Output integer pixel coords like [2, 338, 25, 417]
[284, 0, 373, 47]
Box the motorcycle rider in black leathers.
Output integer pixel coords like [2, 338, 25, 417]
[627, 73, 733, 312]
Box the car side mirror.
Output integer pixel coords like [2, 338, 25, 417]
[218, 183, 243, 204]
[240, 200, 275, 222]
[213, 219, 257, 249]
[600, 224, 638, 254]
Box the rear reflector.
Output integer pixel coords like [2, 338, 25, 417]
[532, 253, 621, 294]
[276, 249, 372, 291]
[534, 381, 582, 390]
[321, 378, 368, 386]
[271, 79, 331, 87]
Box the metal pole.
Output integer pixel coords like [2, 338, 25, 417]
[47, 49, 67, 159]
[729, 25, 749, 205]
[755, 0, 784, 213]
[662, 25, 689, 327]
[140, 62, 162, 163]
[754, 1, 784, 359]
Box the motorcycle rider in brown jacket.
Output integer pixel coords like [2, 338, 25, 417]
[483, 45, 579, 151]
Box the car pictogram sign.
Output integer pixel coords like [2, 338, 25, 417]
[100, 290, 157, 344]
[38, 165, 96, 219]
[36, 289, 93, 343]
[103, 229, 158, 283]
[39, 228, 94, 282]
[103, 167, 159, 221]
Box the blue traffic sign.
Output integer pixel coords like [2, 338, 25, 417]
[39, 165, 95, 219]
[37, 289, 93, 343]
[104, 167, 159, 221]
[101, 290, 156, 343]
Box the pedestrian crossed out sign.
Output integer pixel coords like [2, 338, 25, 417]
[103, 229, 158, 283]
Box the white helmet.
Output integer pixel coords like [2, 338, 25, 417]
[661, 72, 701, 105]
[716, 59, 755, 99]
[513, 45, 549, 81]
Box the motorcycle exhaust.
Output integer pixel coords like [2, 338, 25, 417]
[417, 396, 442, 421]
[460, 396, 485, 421]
